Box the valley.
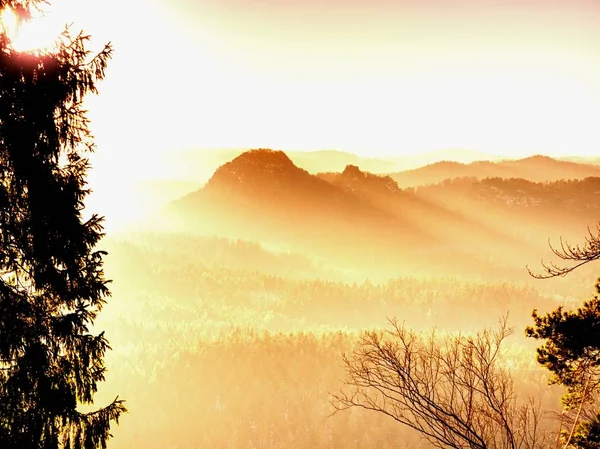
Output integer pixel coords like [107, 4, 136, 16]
[90, 149, 600, 448]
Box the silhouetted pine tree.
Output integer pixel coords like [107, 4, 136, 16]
[0, 1, 126, 448]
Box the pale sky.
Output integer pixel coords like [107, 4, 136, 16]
[3, 0, 600, 226]
[7, 0, 600, 163]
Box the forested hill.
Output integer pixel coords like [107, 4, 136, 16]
[410, 176, 600, 242]
[166, 149, 431, 255]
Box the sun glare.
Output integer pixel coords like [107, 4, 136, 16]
[0, 8, 18, 40]
[0, 6, 63, 52]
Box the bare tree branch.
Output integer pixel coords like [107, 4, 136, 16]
[528, 224, 600, 279]
[332, 317, 549, 449]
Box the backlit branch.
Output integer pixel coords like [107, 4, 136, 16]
[332, 317, 549, 449]
[527, 224, 600, 279]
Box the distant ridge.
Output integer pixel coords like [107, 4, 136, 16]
[167, 149, 600, 234]
[389, 154, 600, 188]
